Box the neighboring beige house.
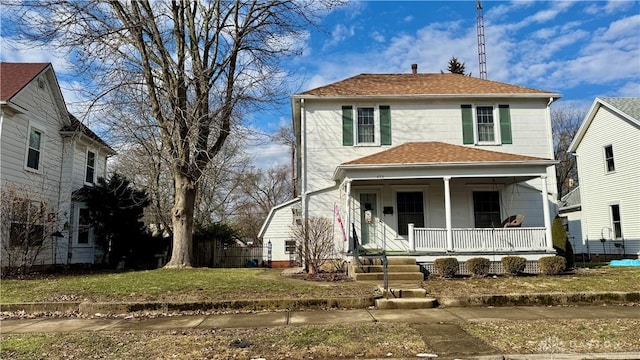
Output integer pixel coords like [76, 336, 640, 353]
[568, 97, 640, 260]
[0, 62, 115, 269]
[260, 66, 561, 269]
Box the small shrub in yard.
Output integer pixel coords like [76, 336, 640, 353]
[501, 256, 527, 276]
[434, 257, 459, 278]
[538, 256, 566, 275]
[466, 257, 491, 277]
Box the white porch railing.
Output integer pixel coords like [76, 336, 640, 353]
[409, 226, 547, 252]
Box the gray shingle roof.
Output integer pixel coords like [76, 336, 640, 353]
[599, 97, 640, 122]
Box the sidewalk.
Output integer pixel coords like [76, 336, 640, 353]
[3, 305, 639, 334]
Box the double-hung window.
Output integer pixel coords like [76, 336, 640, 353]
[342, 105, 391, 146]
[26, 127, 43, 171]
[610, 204, 622, 239]
[476, 106, 495, 142]
[357, 107, 375, 144]
[604, 145, 615, 173]
[473, 191, 501, 228]
[85, 150, 96, 184]
[461, 104, 512, 145]
[396, 191, 424, 236]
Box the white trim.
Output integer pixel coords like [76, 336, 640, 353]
[467, 187, 503, 228]
[84, 148, 97, 185]
[603, 144, 616, 174]
[257, 198, 301, 239]
[351, 104, 381, 147]
[73, 203, 94, 247]
[473, 104, 500, 145]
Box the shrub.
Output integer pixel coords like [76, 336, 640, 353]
[501, 256, 527, 275]
[466, 257, 491, 277]
[538, 256, 566, 275]
[552, 217, 575, 269]
[434, 257, 459, 278]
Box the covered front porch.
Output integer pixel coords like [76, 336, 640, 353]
[333, 143, 558, 259]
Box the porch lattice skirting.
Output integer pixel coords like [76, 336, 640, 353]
[420, 260, 542, 275]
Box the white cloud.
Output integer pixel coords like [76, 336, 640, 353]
[403, 15, 414, 23]
[322, 24, 355, 50]
[616, 81, 640, 97]
[247, 142, 290, 169]
[371, 31, 385, 43]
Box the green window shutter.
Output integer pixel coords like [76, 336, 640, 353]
[461, 104, 474, 145]
[342, 105, 353, 146]
[499, 105, 512, 144]
[379, 105, 391, 145]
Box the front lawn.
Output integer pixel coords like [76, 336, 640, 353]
[0, 268, 375, 304]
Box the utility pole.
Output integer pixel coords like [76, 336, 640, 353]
[476, 0, 488, 79]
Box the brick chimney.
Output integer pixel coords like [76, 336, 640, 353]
[411, 64, 418, 74]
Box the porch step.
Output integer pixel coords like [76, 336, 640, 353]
[379, 286, 428, 298]
[352, 264, 420, 273]
[375, 298, 438, 310]
[352, 272, 424, 281]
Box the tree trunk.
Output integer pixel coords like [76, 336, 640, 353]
[165, 174, 197, 268]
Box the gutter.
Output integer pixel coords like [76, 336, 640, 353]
[292, 93, 562, 101]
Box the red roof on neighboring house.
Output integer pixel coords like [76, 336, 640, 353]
[0, 62, 50, 101]
[343, 142, 551, 166]
[299, 73, 559, 97]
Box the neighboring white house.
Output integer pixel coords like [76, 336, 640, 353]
[568, 97, 640, 260]
[0, 62, 115, 270]
[260, 66, 562, 268]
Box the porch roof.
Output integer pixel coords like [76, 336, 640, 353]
[333, 142, 557, 181]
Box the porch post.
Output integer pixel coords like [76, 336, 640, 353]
[345, 178, 352, 251]
[408, 223, 415, 251]
[541, 175, 553, 250]
[444, 176, 453, 251]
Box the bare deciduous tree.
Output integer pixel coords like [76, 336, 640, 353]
[10, 0, 341, 267]
[290, 216, 336, 274]
[551, 105, 586, 198]
[272, 126, 297, 197]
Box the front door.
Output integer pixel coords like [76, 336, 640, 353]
[360, 193, 378, 245]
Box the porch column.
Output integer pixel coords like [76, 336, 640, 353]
[541, 175, 553, 250]
[345, 178, 352, 251]
[444, 176, 453, 251]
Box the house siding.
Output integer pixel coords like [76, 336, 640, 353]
[260, 200, 299, 264]
[575, 105, 640, 257]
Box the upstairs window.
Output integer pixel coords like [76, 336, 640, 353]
[476, 106, 495, 142]
[357, 107, 375, 144]
[26, 127, 43, 171]
[611, 204, 622, 239]
[85, 150, 96, 184]
[604, 145, 615, 172]
[461, 104, 512, 145]
[342, 105, 391, 146]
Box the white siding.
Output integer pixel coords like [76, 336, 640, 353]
[261, 201, 299, 262]
[575, 105, 640, 255]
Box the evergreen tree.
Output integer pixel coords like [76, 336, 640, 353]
[445, 57, 468, 75]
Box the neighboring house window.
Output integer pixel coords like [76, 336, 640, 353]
[473, 191, 501, 228]
[9, 198, 45, 247]
[611, 204, 622, 239]
[357, 107, 375, 144]
[26, 127, 43, 171]
[76, 207, 92, 245]
[461, 104, 512, 145]
[85, 150, 96, 184]
[604, 145, 615, 172]
[397, 192, 424, 236]
[342, 105, 391, 146]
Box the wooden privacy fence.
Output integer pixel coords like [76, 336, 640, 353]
[193, 240, 268, 268]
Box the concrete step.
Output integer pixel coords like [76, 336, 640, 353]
[375, 297, 438, 309]
[358, 257, 417, 266]
[378, 286, 428, 298]
[352, 272, 424, 281]
[352, 264, 421, 273]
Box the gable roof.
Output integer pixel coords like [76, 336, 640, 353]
[568, 97, 640, 152]
[343, 142, 551, 166]
[0, 62, 50, 101]
[61, 114, 116, 154]
[298, 73, 560, 98]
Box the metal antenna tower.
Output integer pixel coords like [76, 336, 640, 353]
[476, 0, 488, 79]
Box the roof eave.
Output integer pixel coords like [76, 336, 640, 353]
[333, 160, 558, 181]
[293, 93, 561, 100]
[60, 131, 117, 155]
[0, 100, 27, 114]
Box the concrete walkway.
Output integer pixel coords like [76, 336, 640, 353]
[2, 306, 640, 359]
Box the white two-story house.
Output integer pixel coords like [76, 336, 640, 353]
[1, 62, 115, 270]
[567, 97, 640, 260]
[260, 66, 561, 269]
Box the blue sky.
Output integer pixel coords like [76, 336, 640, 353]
[2, 1, 639, 167]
